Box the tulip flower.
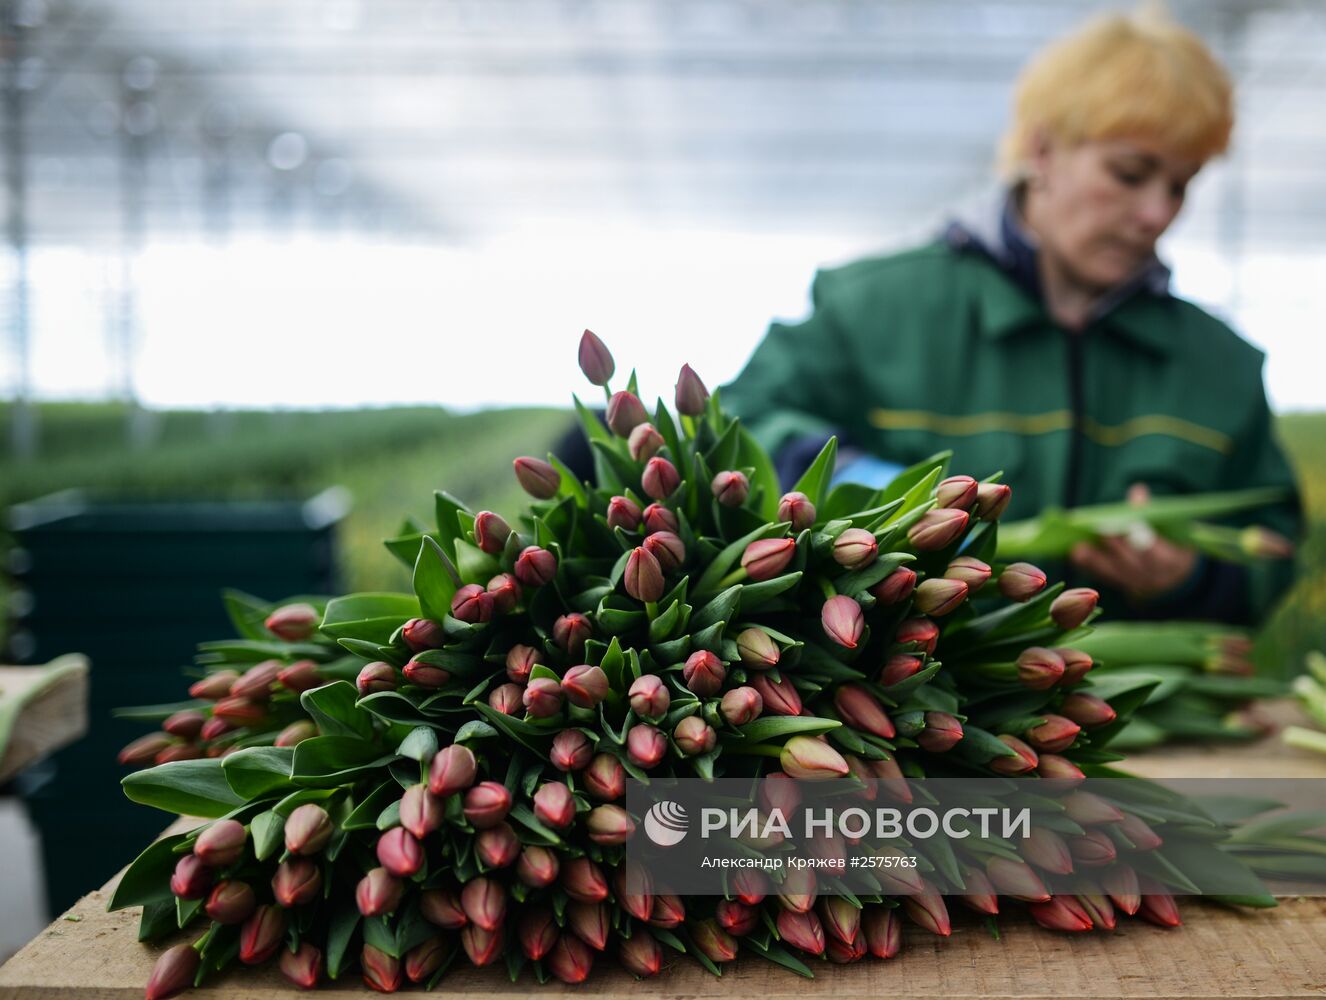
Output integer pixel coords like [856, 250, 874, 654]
[870, 566, 917, 605]
[880, 653, 923, 686]
[587, 804, 636, 845]
[355, 868, 403, 917]
[606, 494, 643, 531]
[673, 716, 717, 756]
[913, 576, 968, 616]
[821, 595, 864, 649]
[641, 456, 681, 500]
[1051, 587, 1100, 630]
[1103, 865, 1142, 915]
[187, 670, 239, 700]
[1117, 811, 1164, 850]
[862, 908, 901, 959]
[450, 583, 493, 624]
[548, 933, 595, 983]
[271, 858, 322, 907]
[832, 527, 878, 569]
[736, 627, 780, 668]
[944, 554, 992, 589]
[562, 664, 609, 708]
[626, 723, 668, 768]
[285, 804, 333, 856]
[643, 529, 685, 571]
[675, 363, 709, 415]
[628, 422, 665, 462]
[908, 508, 969, 550]
[505, 643, 541, 683]
[377, 827, 424, 877]
[522, 676, 564, 718]
[1036, 753, 1086, 784]
[401, 617, 445, 652]
[463, 781, 512, 829]
[1024, 827, 1074, 875]
[516, 845, 560, 887]
[238, 905, 286, 965]
[533, 781, 576, 829]
[715, 899, 759, 936]
[461, 877, 508, 931]
[204, 880, 256, 924]
[460, 924, 503, 966]
[551, 729, 593, 771]
[473, 509, 512, 554]
[642, 502, 679, 534]
[274, 720, 318, 747]
[1058, 647, 1094, 684]
[519, 906, 559, 961]
[834, 684, 896, 739]
[998, 562, 1047, 601]
[780, 735, 849, 780]
[419, 887, 467, 929]
[578, 329, 615, 385]
[1075, 892, 1117, 930]
[959, 866, 1000, 915]
[198, 718, 235, 742]
[628, 674, 670, 717]
[712, 470, 750, 506]
[606, 390, 650, 437]
[741, 536, 796, 581]
[361, 943, 402, 992]
[513, 455, 560, 498]
[624, 545, 665, 602]
[427, 743, 477, 797]
[1061, 692, 1118, 728]
[619, 931, 663, 977]
[1063, 790, 1125, 826]
[682, 649, 726, 696]
[193, 818, 246, 868]
[749, 672, 802, 716]
[513, 545, 557, 586]
[976, 481, 1012, 520]
[895, 616, 939, 654]
[552, 612, 591, 656]
[649, 894, 686, 928]
[404, 936, 447, 984]
[990, 734, 1039, 775]
[486, 572, 521, 614]
[400, 657, 448, 691]
[936, 474, 978, 510]
[562, 857, 610, 903]
[1029, 896, 1094, 932]
[170, 855, 213, 900]
[211, 696, 267, 726]
[917, 711, 964, 752]
[280, 941, 323, 990]
[144, 943, 201, 1000]
[1017, 646, 1066, 690]
[1026, 714, 1081, 753]
[903, 886, 951, 936]
[985, 857, 1050, 902]
[777, 490, 817, 530]
[776, 909, 825, 955]
[567, 900, 611, 951]
[614, 861, 654, 920]
[265, 602, 318, 641]
[690, 918, 739, 962]
[161, 711, 205, 740]
[355, 661, 397, 696]
[584, 753, 625, 800]
[1069, 829, 1118, 866]
[720, 685, 763, 726]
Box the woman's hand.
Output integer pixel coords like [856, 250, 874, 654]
[1069, 483, 1198, 601]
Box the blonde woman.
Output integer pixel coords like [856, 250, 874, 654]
[723, 10, 1299, 624]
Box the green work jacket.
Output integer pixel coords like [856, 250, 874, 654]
[721, 242, 1301, 623]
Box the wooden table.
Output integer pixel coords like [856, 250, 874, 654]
[2, 697, 1324, 999]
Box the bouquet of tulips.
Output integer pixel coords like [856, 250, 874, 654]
[113, 333, 1318, 999]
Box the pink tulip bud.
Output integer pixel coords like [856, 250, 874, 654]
[618, 931, 663, 977]
[1057, 647, 1094, 685]
[533, 781, 576, 828]
[402, 617, 445, 652]
[271, 858, 322, 907]
[643, 529, 686, 572]
[917, 711, 964, 752]
[523, 676, 564, 718]
[880, 653, 924, 687]
[473, 510, 512, 554]
[749, 672, 802, 716]
[624, 546, 666, 602]
[514, 545, 557, 587]
[682, 649, 726, 696]
[649, 893, 685, 928]
[513, 455, 561, 498]
[711, 470, 750, 507]
[1028, 896, 1094, 932]
[1064, 790, 1124, 827]
[1026, 714, 1081, 753]
[361, 943, 402, 992]
[377, 827, 423, 877]
[606, 494, 643, 531]
[903, 885, 951, 936]
[280, 941, 323, 990]
[577, 329, 615, 385]
[584, 753, 626, 800]
[1061, 692, 1117, 729]
[356, 868, 404, 918]
[895, 617, 939, 655]
[405, 657, 452, 690]
[908, 508, 969, 550]
[519, 906, 559, 961]
[551, 729, 594, 771]
[188, 670, 239, 700]
[476, 821, 520, 868]
[1051, 587, 1100, 630]
[1023, 827, 1074, 875]
[642, 502, 679, 535]
[715, 899, 759, 936]
[628, 423, 665, 462]
[834, 684, 896, 739]
[205, 880, 256, 924]
[990, 734, 1039, 775]
[265, 602, 319, 641]
[170, 854, 213, 900]
[674, 363, 710, 415]
[163, 710, 206, 739]
[155, 743, 202, 765]
[832, 528, 878, 569]
[607, 390, 650, 437]
[863, 908, 901, 959]
[641, 456, 681, 500]
[772, 491, 816, 532]
[736, 626, 780, 668]
[998, 562, 1047, 601]
[912, 576, 968, 616]
[985, 857, 1050, 902]
[628, 674, 670, 717]
[194, 819, 247, 868]
[211, 696, 267, 727]
[505, 643, 541, 683]
[516, 845, 561, 888]
[944, 555, 992, 589]
[960, 866, 1000, 915]
[285, 804, 333, 856]
[720, 686, 763, 726]
[562, 664, 609, 709]
[486, 572, 522, 615]
[403, 936, 446, 984]
[780, 735, 850, 780]
[277, 659, 323, 693]
[614, 861, 655, 920]
[548, 933, 595, 983]
[741, 536, 797, 581]
[1017, 646, 1065, 690]
[1118, 811, 1164, 850]
[239, 904, 287, 965]
[463, 781, 512, 829]
[870, 566, 917, 605]
[144, 943, 201, 1000]
[199, 717, 235, 742]
[673, 716, 717, 756]
[562, 857, 610, 903]
[553, 613, 592, 656]
[820, 897, 861, 947]
[759, 773, 802, 818]
[355, 661, 397, 696]
[1104, 865, 1142, 915]
[450, 583, 493, 624]
[690, 918, 739, 963]
[427, 743, 477, 797]
[776, 909, 825, 956]
[976, 481, 1013, 520]
[821, 595, 864, 649]
[587, 803, 636, 845]
[1070, 829, 1117, 867]
[1036, 753, 1086, 784]
[936, 474, 978, 510]
[419, 887, 467, 929]
[626, 723, 668, 769]
[458, 926, 500, 968]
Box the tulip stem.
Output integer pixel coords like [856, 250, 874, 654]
[716, 568, 748, 591]
[602, 385, 613, 404]
[815, 576, 836, 601]
[645, 601, 659, 619]
[725, 743, 783, 759]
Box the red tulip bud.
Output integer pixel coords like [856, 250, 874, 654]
[682, 649, 726, 696]
[936, 474, 978, 510]
[821, 595, 864, 649]
[643, 529, 685, 572]
[903, 885, 951, 936]
[361, 943, 402, 992]
[463, 781, 512, 829]
[513, 455, 560, 498]
[960, 865, 1000, 915]
[720, 685, 763, 726]
[990, 734, 1039, 775]
[736, 627, 780, 668]
[1058, 647, 1094, 685]
[673, 716, 717, 756]
[880, 653, 923, 687]
[533, 781, 576, 829]
[486, 572, 521, 615]
[162, 710, 206, 739]
[1026, 714, 1081, 753]
[449, 583, 493, 624]
[628, 674, 670, 717]
[776, 909, 825, 955]
[194, 819, 247, 868]
[205, 880, 256, 924]
[513, 545, 557, 587]
[1063, 790, 1125, 827]
[567, 900, 612, 950]
[265, 602, 318, 641]
[711, 470, 750, 507]
[402, 617, 445, 652]
[832, 527, 878, 569]
[913, 576, 968, 616]
[188, 670, 239, 700]
[1017, 646, 1065, 690]
[749, 672, 802, 717]
[642, 502, 679, 535]
[459, 920, 502, 966]
[820, 897, 861, 947]
[741, 536, 797, 581]
[998, 562, 1047, 601]
[212, 696, 267, 726]
[624, 545, 666, 602]
[552, 613, 592, 656]
[908, 508, 969, 550]
[232, 659, 285, 701]
[1036, 753, 1086, 785]
[690, 918, 739, 962]
[628, 422, 665, 462]
[154, 743, 202, 765]
[523, 676, 564, 718]
[170, 854, 213, 900]
[427, 743, 477, 797]
[377, 827, 423, 877]
[584, 753, 626, 800]
[674, 363, 709, 416]
[355, 661, 397, 696]
[549, 932, 595, 983]
[473, 510, 512, 554]
[199, 717, 235, 742]
[917, 711, 964, 752]
[1051, 587, 1100, 630]
[834, 684, 896, 739]
[894, 616, 939, 655]
[356, 868, 404, 918]
[777, 490, 817, 531]
[1118, 811, 1164, 850]
[405, 657, 452, 690]
[516, 845, 560, 888]
[780, 735, 849, 780]
[277, 659, 323, 693]
[419, 887, 467, 929]
[562, 857, 610, 903]
[519, 906, 559, 961]
[505, 643, 542, 683]
[284, 804, 333, 858]
[1028, 896, 1095, 933]
[239, 904, 287, 965]
[1104, 865, 1142, 915]
[641, 456, 681, 500]
[985, 857, 1050, 902]
[144, 943, 201, 1000]
[562, 664, 609, 708]
[618, 930, 663, 976]
[649, 893, 685, 929]
[976, 481, 1012, 520]
[551, 729, 594, 771]
[1023, 827, 1074, 875]
[476, 821, 520, 868]
[280, 941, 323, 990]
[870, 566, 917, 605]
[863, 908, 901, 959]
[271, 857, 322, 907]
[587, 804, 636, 845]
[607, 390, 650, 437]
[578, 328, 615, 385]
[626, 723, 668, 769]
[1061, 692, 1117, 728]
[403, 936, 446, 984]
[606, 494, 643, 531]
[1070, 828, 1117, 866]
[715, 899, 759, 936]
[614, 861, 655, 920]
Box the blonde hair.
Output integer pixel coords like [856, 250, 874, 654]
[998, 9, 1234, 179]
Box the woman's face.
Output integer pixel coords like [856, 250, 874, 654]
[1027, 137, 1204, 290]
